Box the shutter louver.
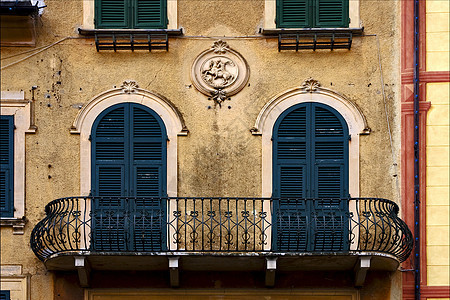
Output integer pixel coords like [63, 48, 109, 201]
[315, 0, 349, 28]
[96, 0, 130, 28]
[277, 0, 310, 28]
[0, 116, 14, 218]
[134, 0, 166, 28]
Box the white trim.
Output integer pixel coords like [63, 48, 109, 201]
[82, 0, 178, 30]
[264, 0, 361, 29]
[0, 92, 35, 233]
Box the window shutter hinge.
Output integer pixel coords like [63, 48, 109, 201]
[88, 135, 92, 141]
[348, 135, 351, 141]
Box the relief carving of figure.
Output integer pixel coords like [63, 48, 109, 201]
[201, 58, 237, 89]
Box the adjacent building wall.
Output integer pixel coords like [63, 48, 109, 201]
[425, 0, 450, 291]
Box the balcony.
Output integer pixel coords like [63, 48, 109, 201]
[31, 197, 413, 287]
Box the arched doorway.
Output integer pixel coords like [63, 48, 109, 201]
[272, 102, 349, 252]
[90, 102, 167, 251]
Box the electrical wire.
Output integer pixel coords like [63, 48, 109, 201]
[1, 37, 78, 70]
[1, 44, 50, 60]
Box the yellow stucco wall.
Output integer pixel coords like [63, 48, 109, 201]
[426, 80, 450, 286]
[426, 0, 450, 71]
[425, 0, 450, 288]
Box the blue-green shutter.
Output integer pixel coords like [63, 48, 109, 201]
[96, 0, 130, 29]
[311, 104, 349, 251]
[0, 116, 14, 218]
[273, 103, 349, 252]
[96, 0, 167, 29]
[273, 105, 309, 251]
[130, 105, 166, 251]
[133, 0, 167, 29]
[91, 103, 166, 251]
[92, 105, 127, 250]
[0, 291, 11, 300]
[314, 0, 349, 28]
[277, 0, 310, 28]
[276, 0, 349, 28]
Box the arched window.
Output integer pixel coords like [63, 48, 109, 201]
[91, 102, 167, 251]
[272, 102, 350, 252]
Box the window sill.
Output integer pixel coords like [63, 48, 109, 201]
[260, 27, 364, 36]
[78, 28, 183, 36]
[0, 218, 26, 235]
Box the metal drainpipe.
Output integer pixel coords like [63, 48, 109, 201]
[413, 0, 421, 299]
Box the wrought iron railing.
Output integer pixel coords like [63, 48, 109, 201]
[30, 197, 413, 263]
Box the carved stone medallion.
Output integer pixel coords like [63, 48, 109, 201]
[191, 40, 249, 106]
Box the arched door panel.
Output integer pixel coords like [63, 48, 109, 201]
[91, 103, 167, 251]
[273, 102, 349, 252]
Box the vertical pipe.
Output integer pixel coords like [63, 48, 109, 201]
[413, 0, 421, 299]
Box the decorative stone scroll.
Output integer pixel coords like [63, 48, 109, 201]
[301, 77, 321, 92]
[120, 80, 139, 94]
[191, 40, 249, 106]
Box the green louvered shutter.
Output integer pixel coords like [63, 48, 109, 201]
[0, 116, 14, 218]
[92, 105, 128, 251]
[0, 291, 11, 300]
[273, 105, 309, 251]
[131, 105, 166, 251]
[314, 0, 349, 28]
[96, 0, 130, 28]
[273, 103, 349, 252]
[277, 0, 311, 28]
[311, 104, 349, 251]
[96, 0, 166, 29]
[133, 0, 167, 29]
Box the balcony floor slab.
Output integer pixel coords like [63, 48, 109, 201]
[44, 251, 399, 273]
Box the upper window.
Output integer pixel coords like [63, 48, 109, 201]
[0, 115, 14, 218]
[276, 0, 349, 28]
[264, 0, 359, 29]
[95, 0, 167, 29]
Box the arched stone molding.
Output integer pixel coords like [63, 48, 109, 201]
[252, 78, 369, 199]
[71, 81, 188, 197]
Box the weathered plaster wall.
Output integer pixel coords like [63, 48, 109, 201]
[0, 0, 404, 299]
